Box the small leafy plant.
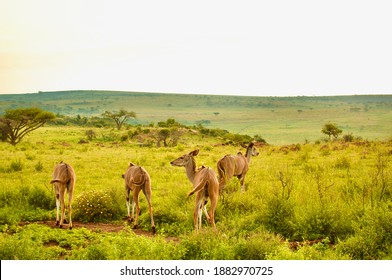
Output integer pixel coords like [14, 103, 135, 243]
[73, 190, 117, 222]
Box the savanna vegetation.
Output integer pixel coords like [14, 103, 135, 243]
[1, 123, 391, 260]
[0, 91, 391, 260]
[1, 91, 391, 144]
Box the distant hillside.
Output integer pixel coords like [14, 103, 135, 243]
[1, 90, 391, 144]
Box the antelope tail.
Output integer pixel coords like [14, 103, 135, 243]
[188, 179, 208, 197]
[50, 178, 71, 190]
[217, 161, 226, 184]
[50, 179, 65, 184]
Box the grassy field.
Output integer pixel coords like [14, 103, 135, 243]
[1, 91, 391, 144]
[0, 125, 391, 260]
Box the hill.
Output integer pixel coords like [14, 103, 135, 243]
[1, 90, 391, 144]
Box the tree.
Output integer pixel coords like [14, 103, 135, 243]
[0, 108, 56, 145]
[85, 129, 96, 141]
[158, 129, 171, 147]
[157, 118, 180, 128]
[156, 128, 183, 147]
[321, 122, 343, 141]
[102, 110, 136, 130]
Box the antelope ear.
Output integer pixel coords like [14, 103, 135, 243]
[249, 142, 254, 147]
[189, 149, 199, 156]
[241, 144, 247, 148]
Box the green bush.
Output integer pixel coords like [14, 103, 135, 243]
[343, 133, 354, 142]
[234, 231, 282, 260]
[70, 230, 182, 260]
[179, 231, 234, 259]
[34, 161, 44, 172]
[73, 190, 118, 222]
[295, 207, 353, 242]
[0, 188, 22, 207]
[0, 207, 21, 228]
[0, 233, 58, 260]
[334, 156, 351, 169]
[28, 187, 55, 210]
[8, 159, 23, 172]
[120, 134, 129, 142]
[267, 238, 350, 260]
[263, 197, 295, 239]
[336, 208, 392, 259]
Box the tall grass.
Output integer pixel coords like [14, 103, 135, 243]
[0, 126, 391, 259]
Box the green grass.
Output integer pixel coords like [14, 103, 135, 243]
[1, 125, 392, 259]
[1, 91, 391, 144]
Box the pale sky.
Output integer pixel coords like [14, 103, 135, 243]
[1, 0, 391, 96]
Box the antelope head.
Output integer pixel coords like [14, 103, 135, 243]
[170, 149, 199, 167]
[249, 142, 259, 156]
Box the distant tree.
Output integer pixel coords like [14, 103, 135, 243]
[321, 122, 343, 141]
[343, 133, 354, 142]
[0, 108, 56, 145]
[253, 134, 267, 144]
[157, 118, 180, 128]
[102, 110, 136, 130]
[85, 129, 96, 141]
[156, 128, 183, 147]
[75, 114, 88, 126]
[158, 129, 171, 147]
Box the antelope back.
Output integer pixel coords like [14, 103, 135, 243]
[124, 165, 149, 188]
[51, 163, 75, 188]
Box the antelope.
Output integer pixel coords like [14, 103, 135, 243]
[217, 142, 259, 192]
[170, 150, 219, 232]
[50, 162, 76, 229]
[122, 163, 155, 233]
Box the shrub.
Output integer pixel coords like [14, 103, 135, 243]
[28, 187, 55, 210]
[234, 231, 282, 259]
[73, 190, 117, 222]
[0, 207, 21, 228]
[34, 161, 44, 172]
[69, 231, 182, 260]
[263, 197, 295, 239]
[100, 131, 118, 142]
[82, 244, 110, 260]
[343, 133, 354, 142]
[267, 238, 350, 260]
[336, 208, 392, 259]
[334, 156, 351, 169]
[85, 129, 96, 141]
[120, 134, 129, 142]
[0, 232, 55, 260]
[179, 230, 234, 259]
[254, 134, 267, 143]
[295, 207, 353, 242]
[8, 159, 23, 172]
[0, 188, 22, 207]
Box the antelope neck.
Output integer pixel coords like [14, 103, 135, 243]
[245, 147, 252, 163]
[184, 158, 197, 183]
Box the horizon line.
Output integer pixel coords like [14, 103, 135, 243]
[1, 89, 391, 98]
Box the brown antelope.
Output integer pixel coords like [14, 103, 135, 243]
[170, 150, 219, 232]
[217, 142, 259, 192]
[50, 162, 76, 229]
[122, 163, 155, 233]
